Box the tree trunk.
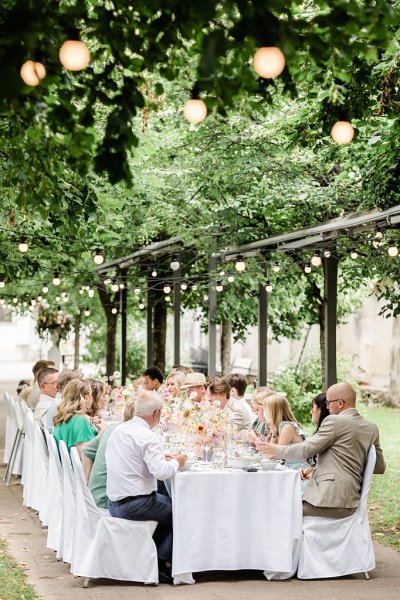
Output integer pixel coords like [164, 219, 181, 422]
[74, 313, 81, 369]
[221, 319, 232, 375]
[152, 286, 167, 372]
[98, 281, 119, 378]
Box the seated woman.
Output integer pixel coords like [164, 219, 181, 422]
[261, 394, 309, 470]
[300, 392, 330, 481]
[246, 387, 275, 444]
[87, 379, 106, 428]
[53, 379, 100, 458]
[165, 371, 184, 400]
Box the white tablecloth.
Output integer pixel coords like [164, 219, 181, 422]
[171, 466, 303, 584]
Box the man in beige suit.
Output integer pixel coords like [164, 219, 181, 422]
[259, 382, 385, 518]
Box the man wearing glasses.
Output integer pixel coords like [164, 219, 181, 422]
[33, 367, 59, 427]
[258, 382, 385, 519]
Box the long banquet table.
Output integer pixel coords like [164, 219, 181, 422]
[170, 465, 303, 584]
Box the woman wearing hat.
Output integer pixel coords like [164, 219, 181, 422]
[180, 372, 207, 403]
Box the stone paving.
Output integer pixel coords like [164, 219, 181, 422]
[1, 383, 400, 600]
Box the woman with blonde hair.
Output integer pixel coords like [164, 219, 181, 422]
[259, 393, 309, 470]
[53, 379, 99, 458]
[165, 371, 185, 400]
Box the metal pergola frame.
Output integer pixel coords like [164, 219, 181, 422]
[97, 204, 400, 388]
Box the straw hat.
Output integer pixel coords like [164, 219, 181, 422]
[180, 372, 207, 389]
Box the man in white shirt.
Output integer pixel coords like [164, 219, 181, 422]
[208, 378, 253, 432]
[225, 373, 255, 425]
[33, 367, 59, 427]
[106, 390, 186, 583]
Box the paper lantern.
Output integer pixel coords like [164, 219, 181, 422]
[20, 60, 46, 86]
[331, 121, 354, 144]
[253, 47, 285, 79]
[183, 99, 207, 123]
[59, 40, 90, 71]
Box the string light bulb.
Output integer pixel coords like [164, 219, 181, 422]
[350, 249, 358, 260]
[227, 274, 235, 283]
[170, 256, 180, 271]
[53, 273, 61, 286]
[59, 40, 90, 71]
[18, 238, 29, 253]
[84, 308, 90, 317]
[134, 286, 141, 294]
[388, 241, 399, 257]
[331, 121, 355, 144]
[272, 262, 280, 273]
[88, 288, 95, 298]
[151, 270, 157, 277]
[216, 281, 224, 292]
[42, 284, 49, 294]
[323, 249, 331, 258]
[253, 47, 285, 79]
[304, 263, 311, 274]
[181, 282, 188, 291]
[265, 281, 273, 293]
[139, 303, 145, 310]
[20, 60, 46, 86]
[311, 252, 322, 267]
[111, 307, 118, 315]
[163, 283, 171, 294]
[183, 99, 207, 123]
[119, 283, 125, 290]
[13, 297, 18, 303]
[94, 248, 104, 265]
[111, 280, 119, 292]
[235, 255, 246, 272]
[165, 295, 171, 302]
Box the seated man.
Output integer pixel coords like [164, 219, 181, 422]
[27, 359, 55, 410]
[208, 378, 253, 432]
[105, 390, 186, 583]
[143, 366, 164, 392]
[258, 382, 386, 518]
[180, 372, 207, 403]
[33, 367, 59, 427]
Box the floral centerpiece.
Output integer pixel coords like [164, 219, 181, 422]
[159, 391, 230, 450]
[100, 371, 140, 421]
[36, 307, 74, 344]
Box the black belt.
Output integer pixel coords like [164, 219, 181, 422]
[110, 491, 155, 505]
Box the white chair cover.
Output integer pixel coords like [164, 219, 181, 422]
[22, 409, 41, 510]
[297, 445, 377, 579]
[58, 441, 77, 565]
[33, 423, 50, 526]
[70, 447, 159, 584]
[44, 430, 64, 556]
[12, 398, 25, 476]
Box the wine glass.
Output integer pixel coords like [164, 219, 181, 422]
[203, 440, 212, 463]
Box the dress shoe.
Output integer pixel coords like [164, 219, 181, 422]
[158, 568, 173, 584]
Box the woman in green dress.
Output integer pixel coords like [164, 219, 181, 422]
[53, 378, 100, 458]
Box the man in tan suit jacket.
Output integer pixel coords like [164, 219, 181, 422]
[259, 382, 386, 518]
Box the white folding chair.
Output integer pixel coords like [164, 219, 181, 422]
[4, 397, 24, 483]
[3, 391, 15, 465]
[22, 409, 41, 510]
[297, 445, 377, 579]
[34, 423, 50, 526]
[70, 447, 158, 587]
[44, 430, 64, 557]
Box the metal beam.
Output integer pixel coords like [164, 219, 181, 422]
[120, 269, 128, 385]
[146, 275, 154, 368]
[324, 253, 338, 389]
[97, 237, 183, 274]
[217, 204, 400, 260]
[173, 265, 181, 366]
[258, 282, 268, 386]
[208, 252, 217, 375]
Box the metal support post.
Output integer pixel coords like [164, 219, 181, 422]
[258, 282, 268, 386]
[324, 252, 338, 389]
[120, 269, 128, 385]
[173, 266, 181, 366]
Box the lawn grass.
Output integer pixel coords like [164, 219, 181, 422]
[0, 539, 36, 600]
[365, 406, 400, 552]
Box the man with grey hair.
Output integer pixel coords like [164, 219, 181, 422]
[106, 390, 186, 584]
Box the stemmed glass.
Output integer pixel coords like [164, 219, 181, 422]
[203, 438, 212, 463]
